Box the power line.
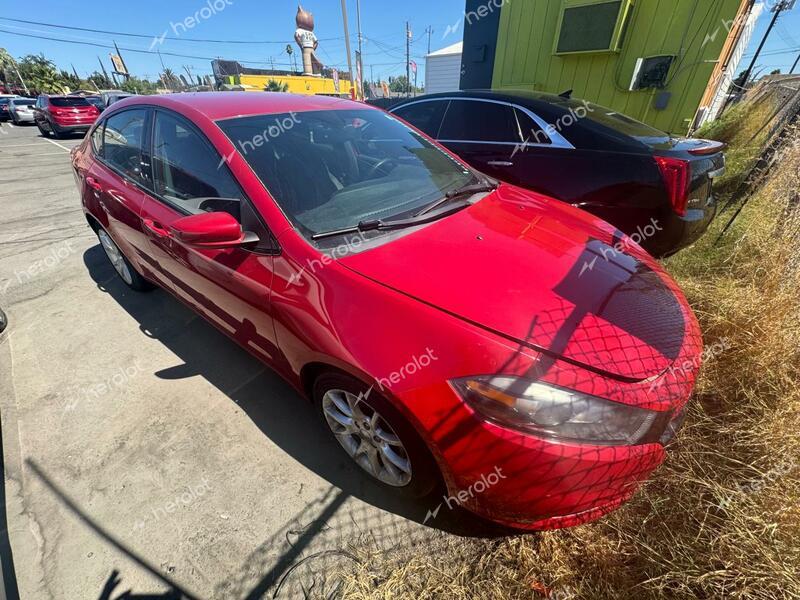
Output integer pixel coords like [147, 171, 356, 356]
[0, 16, 343, 44]
[0, 27, 355, 70]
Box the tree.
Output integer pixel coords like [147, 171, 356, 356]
[87, 71, 111, 91]
[388, 75, 409, 93]
[59, 70, 83, 91]
[18, 54, 68, 94]
[770, 69, 782, 75]
[264, 79, 289, 92]
[160, 68, 181, 90]
[119, 76, 158, 95]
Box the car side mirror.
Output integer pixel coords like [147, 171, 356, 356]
[169, 211, 259, 249]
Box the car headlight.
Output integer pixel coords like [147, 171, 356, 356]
[452, 376, 671, 446]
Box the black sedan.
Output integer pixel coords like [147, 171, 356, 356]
[389, 90, 725, 257]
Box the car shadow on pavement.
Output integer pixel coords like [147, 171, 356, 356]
[81, 245, 508, 540]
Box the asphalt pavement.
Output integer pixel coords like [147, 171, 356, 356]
[0, 120, 474, 600]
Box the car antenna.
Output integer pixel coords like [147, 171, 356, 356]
[558, 89, 573, 99]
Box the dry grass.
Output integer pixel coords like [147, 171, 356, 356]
[338, 118, 800, 599]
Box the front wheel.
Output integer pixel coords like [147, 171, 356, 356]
[314, 372, 440, 498]
[97, 228, 153, 292]
[36, 122, 49, 137]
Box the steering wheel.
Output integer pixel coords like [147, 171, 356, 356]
[366, 158, 397, 179]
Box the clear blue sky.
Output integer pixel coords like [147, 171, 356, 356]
[0, 0, 798, 84]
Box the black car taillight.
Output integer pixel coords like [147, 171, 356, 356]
[655, 156, 691, 217]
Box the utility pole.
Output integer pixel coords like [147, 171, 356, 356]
[11, 61, 29, 95]
[340, 0, 355, 99]
[356, 0, 364, 99]
[406, 22, 411, 98]
[740, 0, 788, 89]
[791, 51, 800, 75]
[426, 26, 433, 55]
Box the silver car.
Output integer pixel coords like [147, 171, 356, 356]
[8, 98, 36, 124]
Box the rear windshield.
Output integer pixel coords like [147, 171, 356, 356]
[580, 101, 670, 142]
[50, 97, 91, 108]
[0, 98, 11, 105]
[11, 99, 35, 106]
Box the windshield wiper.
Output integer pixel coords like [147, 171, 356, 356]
[413, 179, 498, 217]
[311, 199, 471, 241]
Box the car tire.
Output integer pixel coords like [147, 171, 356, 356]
[96, 227, 154, 292]
[36, 122, 49, 137]
[313, 371, 441, 499]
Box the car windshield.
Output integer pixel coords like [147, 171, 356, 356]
[216, 109, 475, 237]
[11, 99, 34, 106]
[85, 97, 104, 107]
[0, 98, 11, 105]
[50, 97, 91, 107]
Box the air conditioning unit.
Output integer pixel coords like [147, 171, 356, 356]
[629, 55, 676, 91]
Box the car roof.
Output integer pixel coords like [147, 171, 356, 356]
[112, 92, 366, 121]
[393, 89, 585, 113]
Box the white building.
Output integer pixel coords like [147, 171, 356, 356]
[425, 42, 463, 94]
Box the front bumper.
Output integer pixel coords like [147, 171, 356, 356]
[432, 395, 667, 529]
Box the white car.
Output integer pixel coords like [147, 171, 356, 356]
[0, 94, 19, 121]
[8, 97, 35, 124]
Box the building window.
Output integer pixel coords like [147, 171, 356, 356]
[555, 0, 633, 55]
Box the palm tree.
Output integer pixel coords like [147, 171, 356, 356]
[161, 68, 179, 90]
[264, 79, 289, 92]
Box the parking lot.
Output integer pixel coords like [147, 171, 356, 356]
[0, 121, 457, 599]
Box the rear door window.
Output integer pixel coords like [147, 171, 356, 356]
[103, 109, 149, 186]
[514, 108, 552, 145]
[438, 100, 521, 143]
[392, 101, 448, 137]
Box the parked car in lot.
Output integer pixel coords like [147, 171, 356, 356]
[72, 93, 702, 530]
[101, 90, 135, 109]
[390, 91, 726, 257]
[0, 95, 19, 121]
[8, 97, 36, 125]
[84, 95, 107, 113]
[33, 95, 100, 138]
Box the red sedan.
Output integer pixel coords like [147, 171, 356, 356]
[71, 93, 702, 530]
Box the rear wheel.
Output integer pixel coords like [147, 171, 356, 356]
[96, 228, 153, 292]
[314, 372, 440, 498]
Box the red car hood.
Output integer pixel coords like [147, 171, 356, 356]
[340, 185, 687, 382]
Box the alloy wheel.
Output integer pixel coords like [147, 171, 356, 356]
[98, 229, 134, 285]
[322, 388, 413, 487]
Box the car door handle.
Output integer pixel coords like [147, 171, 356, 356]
[487, 161, 514, 167]
[143, 218, 171, 238]
[85, 176, 103, 192]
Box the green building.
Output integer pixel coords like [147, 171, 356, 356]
[460, 0, 759, 134]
